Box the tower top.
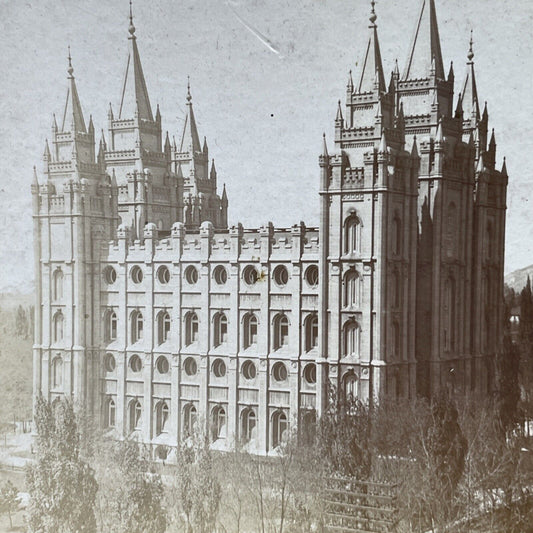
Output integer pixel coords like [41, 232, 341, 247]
[61, 49, 86, 133]
[180, 80, 201, 153]
[129, 0, 136, 36]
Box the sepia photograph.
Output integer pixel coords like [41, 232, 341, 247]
[0, 0, 532, 531]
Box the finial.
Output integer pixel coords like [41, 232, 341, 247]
[467, 30, 474, 61]
[129, 0, 136, 36]
[67, 45, 74, 77]
[369, 0, 377, 25]
[187, 76, 192, 102]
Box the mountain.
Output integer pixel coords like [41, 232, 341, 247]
[505, 265, 533, 293]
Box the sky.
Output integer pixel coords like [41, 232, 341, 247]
[0, 0, 532, 293]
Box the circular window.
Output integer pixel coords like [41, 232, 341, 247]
[131, 266, 143, 284]
[130, 354, 142, 373]
[104, 353, 116, 372]
[243, 265, 258, 286]
[241, 360, 257, 380]
[305, 265, 319, 288]
[183, 357, 197, 376]
[156, 356, 169, 374]
[212, 358, 226, 378]
[272, 361, 288, 382]
[273, 265, 289, 286]
[303, 363, 317, 385]
[213, 265, 228, 285]
[184, 266, 199, 284]
[157, 266, 170, 284]
[104, 266, 117, 284]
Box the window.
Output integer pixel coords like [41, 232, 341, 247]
[52, 356, 63, 388]
[273, 314, 289, 349]
[157, 311, 171, 344]
[392, 215, 402, 256]
[131, 265, 143, 284]
[444, 278, 456, 351]
[272, 410, 288, 448]
[185, 312, 199, 345]
[129, 354, 142, 373]
[344, 373, 358, 403]
[105, 310, 118, 342]
[157, 265, 170, 284]
[213, 265, 228, 285]
[241, 360, 257, 380]
[272, 361, 288, 383]
[212, 358, 227, 378]
[303, 363, 317, 385]
[211, 405, 226, 440]
[273, 265, 289, 286]
[184, 265, 199, 285]
[487, 221, 494, 260]
[344, 215, 360, 254]
[446, 203, 458, 258]
[131, 311, 144, 343]
[155, 401, 169, 435]
[53, 312, 64, 342]
[304, 265, 319, 288]
[344, 271, 359, 308]
[305, 314, 319, 351]
[53, 269, 63, 301]
[104, 353, 116, 373]
[300, 411, 316, 446]
[243, 265, 258, 286]
[243, 313, 258, 349]
[183, 403, 197, 437]
[129, 400, 142, 432]
[241, 408, 256, 443]
[183, 357, 198, 376]
[343, 320, 360, 357]
[104, 266, 117, 284]
[392, 270, 400, 309]
[105, 397, 116, 428]
[392, 321, 401, 359]
[214, 312, 228, 346]
[156, 356, 169, 374]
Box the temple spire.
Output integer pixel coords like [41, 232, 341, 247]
[460, 30, 480, 121]
[61, 47, 86, 133]
[356, 0, 385, 93]
[402, 0, 445, 81]
[180, 78, 201, 153]
[119, 1, 154, 121]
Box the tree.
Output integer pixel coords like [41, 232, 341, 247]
[26, 395, 98, 533]
[496, 335, 521, 435]
[0, 480, 19, 530]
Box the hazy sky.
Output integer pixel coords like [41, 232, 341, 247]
[0, 0, 532, 293]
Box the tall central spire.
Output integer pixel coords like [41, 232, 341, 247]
[179, 78, 201, 154]
[402, 0, 445, 81]
[119, 1, 154, 121]
[356, 0, 385, 93]
[61, 47, 86, 133]
[460, 31, 480, 121]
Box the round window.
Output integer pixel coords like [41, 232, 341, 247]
[272, 361, 288, 382]
[212, 358, 227, 378]
[130, 354, 142, 373]
[243, 265, 258, 286]
[104, 266, 117, 284]
[156, 356, 169, 374]
[157, 266, 170, 284]
[104, 353, 116, 372]
[185, 266, 199, 284]
[213, 265, 228, 285]
[241, 360, 257, 380]
[131, 266, 143, 284]
[183, 357, 198, 376]
[303, 363, 317, 385]
[305, 265, 319, 288]
[273, 265, 289, 286]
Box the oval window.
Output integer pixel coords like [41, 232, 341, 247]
[185, 266, 199, 285]
[104, 353, 116, 373]
[157, 266, 170, 284]
[272, 361, 288, 383]
[131, 266, 143, 284]
[243, 265, 258, 286]
[183, 357, 198, 376]
[304, 265, 319, 288]
[213, 265, 228, 285]
[156, 356, 169, 374]
[242, 360, 257, 380]
[303, 363, 317, 385]
[104, 266, 117, 284]
[130, 354, 142, 373]
[273, 265, 289, 286]
[212, 358, 227, 378]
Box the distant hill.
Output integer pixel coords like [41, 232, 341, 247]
[505, 265, 533, 293]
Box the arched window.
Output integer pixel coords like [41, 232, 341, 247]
[53, 312, 64, 342]
[273, 314, 289, 350]
[129, 400, 142, 432]
[105, 310, 118, 342]
[272, 410, 288, 449]
[214, 312, 228, 347]
[52, 356, 63, 388]
[185, 312, 199, 345]
[487, 221, 494, 260]
[344, 270, 359, 308]
[343, 320, 360, 357]
[131, 311, 144, 343]
[392, 270, 400, 309]
[305, 314, 319, 351]
[344, 373, 358, 403]
[53, 269, 63, 301]
[392, 321, 401, 359]
[105, 397, 116, 428]
[183, 403, 197, 438]
[243, 313, 258, 349]
[155, 401, 169, 436]
[444, 278, 456, 352]
[344, 215, 360, 254]
[157, 311, 171, 345]
[241, 408, 257, 443]
[392, 215, 402, 256]
[211, 405, 226, 441]
[446, 203, 458, 258]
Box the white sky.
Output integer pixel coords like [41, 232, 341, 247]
[0, 0, 532, 293]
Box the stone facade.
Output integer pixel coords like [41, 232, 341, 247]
[32, 0, 508, 456]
